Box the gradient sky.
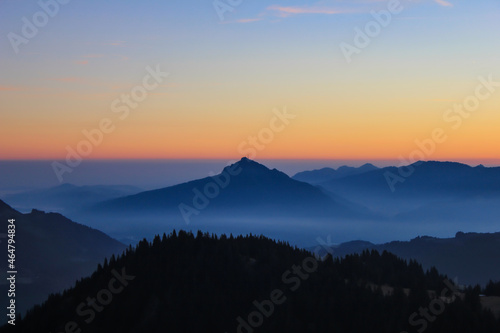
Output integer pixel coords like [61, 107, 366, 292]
[1, 0, 499, 162]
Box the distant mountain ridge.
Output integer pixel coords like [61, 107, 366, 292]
[321, 161, 500, 197]
[292, 163, 378, 184]
[80, 159, 500, 245]
[312, 161, 500, 218]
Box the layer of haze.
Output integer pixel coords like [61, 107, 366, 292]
[0, 159, 393, 190]
[2, 158, 499, 191]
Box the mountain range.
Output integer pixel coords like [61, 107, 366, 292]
[74, 159, 500, 218]
[39, 158, 495, 246]
[90, 157, 371, 221]
[10, 159, 499, 226]
[2, 156, 500, 330]
[293, 163, 378, 184]
[297, 161, 500, 220]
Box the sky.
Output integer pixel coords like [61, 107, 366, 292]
[1, 0, 499, 162]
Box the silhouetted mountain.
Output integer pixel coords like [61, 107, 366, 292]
[92, 158, 369, 220]
[318, 161, 500, 216]
[4, 231, 499, 332]
[0, 200, 125, 324]
[1, 184, 142, 214]
[323, 161, 500, 198]
[327, 231, 500, 286]
[293, 163, 378, 184]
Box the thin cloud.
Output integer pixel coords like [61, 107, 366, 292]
[0, 85, 22, 91]
[236, 18, 263, 23]
[74, 54, 127, 65]
[51, 77, 84, 83]
[434, 0, 453, 7]
[267, 5, 352, 17]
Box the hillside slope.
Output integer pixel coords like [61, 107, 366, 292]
[3, 231, 499, 332]
[0, 200, 126, 323]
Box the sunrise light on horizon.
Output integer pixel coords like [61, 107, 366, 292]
[1, 0, 499, 162]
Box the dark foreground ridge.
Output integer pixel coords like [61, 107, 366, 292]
[2, 231, 499, 333]
[0, 200, 125, 326]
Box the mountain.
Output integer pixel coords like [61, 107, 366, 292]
[327, 231, 500, 286]
[0, 200, 126, 324]
[1, 184, 142, 214]
[322, 161, 500, 199]
[5, 231, 500, 332]
[318, 161, 500, 216]
[91, 158, 369, 220]
[292, 163, 378, 184]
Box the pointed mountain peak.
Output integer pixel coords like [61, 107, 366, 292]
[237, 156, 257, 165]
[222, 157, 289, 180]
[229, 157, 269, 170]
[360, 163, 377, 169]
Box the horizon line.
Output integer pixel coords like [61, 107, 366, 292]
[2, 157, 500, 167]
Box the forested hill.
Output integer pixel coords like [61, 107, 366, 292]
[3, 231, 499, 333]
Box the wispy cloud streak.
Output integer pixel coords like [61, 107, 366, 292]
[434, 0, 453, 7]
[267, 5, 353, 17]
